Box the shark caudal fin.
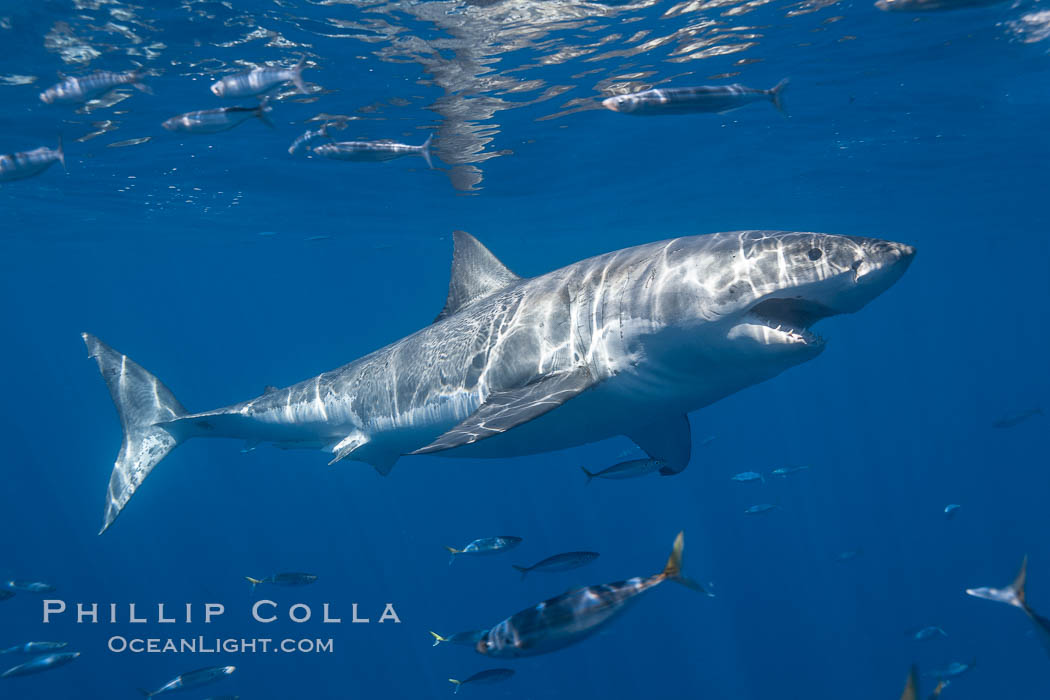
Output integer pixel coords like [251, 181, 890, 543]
[291, 54, 308, 94]
[448, 679, 462, 694]
[660, 531, 712, 595]
[421, 133, 434, 169]
[82, 333, 188, 534]
[430, 631, 447, 647]
[512, 565, 530, 581]
[770, 78, 789, 116]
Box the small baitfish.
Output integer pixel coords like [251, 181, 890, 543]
[731, 471, 764, 484]
[771, 465, 810, 477]
[430, 630, 486, 647]
[967, 556, 1050, 660]
[245, 572, 317, 592]
[911, 625, 947, 641]
[139, 665, 236, 697]
[448, 669, 514, 694]
[4, 580, 56, 593]
[312, 134, 433, 169]
[926, 659, 975, 680]
[163, 102, 273, 134]
[288, 121, 345, 155]
[992, 407, 1043, 429]
[601, 80, 788, 116]
[512, 551, 600, 580]
[39, 70, 150, 104]
[1, 652, 80, 678]
[446, 536, 522, 565]
[581, 459, 665, 484]
[0, 641, 68, 655]
[0, 141, 65, 183]
[944, 504, 961, 519]
[211, 56, 308, 98]
[744, 504, 778, 515]
[475, 532, 710, 658]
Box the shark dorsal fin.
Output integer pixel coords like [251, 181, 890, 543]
[435, 231, 520, 322]
[263, 385, 279, 395]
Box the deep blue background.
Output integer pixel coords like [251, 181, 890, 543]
[1, 0, 1048, 698]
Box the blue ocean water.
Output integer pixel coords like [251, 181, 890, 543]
[1, 0, 1048, 698]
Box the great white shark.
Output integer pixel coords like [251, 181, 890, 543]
[84, 230, 914, 533]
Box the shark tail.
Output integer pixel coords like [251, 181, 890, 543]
[429, 631, 447, 647]
[291, 54, 308, 94]
[512, 565, 530, 581]
[581, 466, 595, 485]
[420, 133, 434, 170]
[660, 531, 710, 594]
[448, 679, 462, 694]
[83, 333, 188, 534]
[770, 78, 789, 116]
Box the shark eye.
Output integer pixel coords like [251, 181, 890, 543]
[807, 248, 823, 261]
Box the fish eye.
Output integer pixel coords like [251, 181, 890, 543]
[807, 248, 823, 261]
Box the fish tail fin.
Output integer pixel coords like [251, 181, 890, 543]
[660, 531, 710, 594]
[1013, 555, 1028, 608]
[82, 333, 188, 535]
[770, 78, 789, 116]
[421, 133, 434, 169]
[245, 576, 264, 593]
[448, 679, 462, 693]
[429, 631, 447, 646]
[512, 565, 529, 581]
[138, 690, 154, 698]
[291, 54, 308, 94]
[256, 97, 275, 128]
[581, 466, 595, 484]
[445, 546, 460, 566]
[57, 134, 66, 171]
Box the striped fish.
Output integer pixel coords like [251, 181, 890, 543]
[39, 71, 150, 104]
[0, 141, 64, 182]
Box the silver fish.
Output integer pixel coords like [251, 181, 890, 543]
[430, 629, 486, 647]
[245, 572, 317, 591]
[3, 580, 56, 593]
[581, 458, 665, 483]
[967, 556, 1050, 659]
[313, 134, 433, 169]
[771, 465, 810, 477]
[446, 536, 522, 565]
[731, 471, 764, 483]
[944, 504, 961, 519]
[0, 642, 68, 655]
[925, 659, 975, 680]
[211, 57, 307, 98]
[448, 669, 514, 694]
[1, 652, 79, 678]
[744, 504, 778, 515]
[512, 551, 600, 580]
[288, 121, 345, 155]
[476, 532, 709, 658]
[140, 665, 236, 697]
[162, 103, 273, 134]
[876, 0, 1006, 10]
[911, 626, 947, 641]
[0, 140, 65, 183]
[602, 80, 788, 116]
[39, 70, 150, 104]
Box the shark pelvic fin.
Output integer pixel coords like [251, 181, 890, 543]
[434, 231, 521, 322]
[411, 367, 596, 454]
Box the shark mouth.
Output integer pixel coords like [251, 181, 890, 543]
[747, 298, 837, 346]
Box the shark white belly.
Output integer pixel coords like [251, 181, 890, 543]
[84, 229, 914, 533]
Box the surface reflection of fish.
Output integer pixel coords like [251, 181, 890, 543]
[245, 572, 317, 592]
[0, 141, 64, 182]
[448, 669, 514, 693]
[447, 536, 522, 565]
[992, 408, 1043, 429]
[602, 80, 788, 116]
[512, 552, 600, 579]
[163, 103, 273, 134]
[581, 459, 664, 484]
[875, 0, 1006, 10]
[211, 57, 307, 98]
[0, 642, 68, 655]
[4, 580, 56, 593]
[430, 630, 486, 647]
[475, 532, 710, 658]
[139, 665, 236, 697]
[313, 135, 433, 169]
[39, 70, 150, 104]
[0, 652, 80, 678]
[967, 556, 1050, 658]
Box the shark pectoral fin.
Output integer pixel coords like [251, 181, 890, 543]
[626, 414, 692, 475]
[411, 368, 597, 454]
[327, 432, 369, 465]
